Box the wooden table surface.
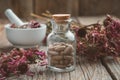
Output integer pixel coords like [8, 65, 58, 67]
[0, 17, 120, 80]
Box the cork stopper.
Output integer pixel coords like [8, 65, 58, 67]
[52, 14, 71, 23]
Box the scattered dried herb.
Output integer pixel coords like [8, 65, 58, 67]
[74, 15, 120, 60]
[11, 20, 41, 29]
[0, 48, 47, 79]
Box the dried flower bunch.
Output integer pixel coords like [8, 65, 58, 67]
[31, 12, 120, 59]
[11, 20, 41, 29]
[0, 48, 47, 79]
[73, 15, 120, 60]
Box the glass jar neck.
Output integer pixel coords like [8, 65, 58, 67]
[51, 19, 71, 33]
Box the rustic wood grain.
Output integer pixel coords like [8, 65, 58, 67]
[70, 59, 86, 80]
[55, 72, 62, 80]
[79, 0, 120, 17]
[0, 0, 33, 19]
[102, 57, 120, 80]
[46, 71, 56, 80]
[0, 0, 12, 18]
[1, 0, 120, 18]
[61, 73, 70, 80]
[78, 56, 112, 80]
[66, 0, 79, 16]
[10, 0, 33, 20]
[34, 0, 79, 16]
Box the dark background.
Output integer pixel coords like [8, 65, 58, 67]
[0, 0, 120, 19]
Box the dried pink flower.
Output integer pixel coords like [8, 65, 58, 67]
[75, 15, 120, 60]
[0, 48, 47, 79]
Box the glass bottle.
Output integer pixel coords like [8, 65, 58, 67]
[47, 14, 76, 72]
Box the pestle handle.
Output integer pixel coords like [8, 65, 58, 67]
[5, 9, 24, 27]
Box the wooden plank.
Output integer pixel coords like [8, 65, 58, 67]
[34, 0, 79, 16]
[7, 75, 29, 80]
[70, 62, 86, 80]
[55, 72, 62, 80]
[10, 0, 33, 19]
[102, 57, 120, 80]
[34, 0, 69, 15]
[0, 0, 33, 19]
[26, 75, 33, 80]
[0, 0, 12, 18]
[79, 0, 120, 17]
[78, 56, 112, 80]
[45, 71, 56, 80]
[32, 73, 39, 80]
[67, 0, 79, 16]
[61, 73, 70, 80]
